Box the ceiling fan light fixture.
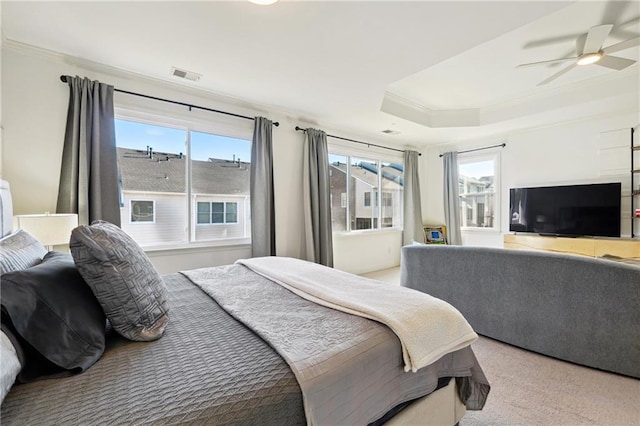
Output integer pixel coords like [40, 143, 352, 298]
[248, 0, 279, 5]
[576, 51, 603, 66]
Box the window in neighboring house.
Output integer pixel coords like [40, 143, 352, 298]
[226, 202, 238, 223]
[382, 192, 393, 207]
[212, 202, 225, 224]
[477, 202, 485, 226]
[458, 154, 499, 230]
[197, 202, 211, 224]
[364, 192, 371, 207]
[356, 217, 372, 229]
[328, 152, 403, 232]
[197, 201, 238, 224]
[131, 200, 155, 223]
[115, 117, 251, 247]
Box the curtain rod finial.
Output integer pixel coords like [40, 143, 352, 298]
[60, 75, 68, 83]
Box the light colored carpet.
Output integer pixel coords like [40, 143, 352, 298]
[461, 336, 640, 426]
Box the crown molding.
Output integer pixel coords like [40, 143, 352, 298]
[382, 65, 639, 129]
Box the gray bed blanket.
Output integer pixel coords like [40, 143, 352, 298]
[1, 273, 306, 425]
[183, 264, 490, 426]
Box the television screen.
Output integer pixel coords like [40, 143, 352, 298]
[509, 183, 621, 238]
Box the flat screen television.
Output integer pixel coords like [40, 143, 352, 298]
[509, 183, 621, 238]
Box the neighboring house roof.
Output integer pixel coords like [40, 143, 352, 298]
[331, 162, 402, 190]
[460, 174, 494, 192]
[117, 147, 250, 194]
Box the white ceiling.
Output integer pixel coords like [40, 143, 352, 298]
[2, 1, 639, 148]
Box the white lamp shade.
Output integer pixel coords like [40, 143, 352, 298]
[14, 214, 79, 246]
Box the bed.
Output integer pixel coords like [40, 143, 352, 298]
[0, 179, 489, 425]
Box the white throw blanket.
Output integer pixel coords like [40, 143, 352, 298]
[237, 257, 478, 372]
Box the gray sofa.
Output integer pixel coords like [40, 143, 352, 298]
[400, 245, 640, 378]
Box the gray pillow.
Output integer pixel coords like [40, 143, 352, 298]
[70, 221, 169, 341]
[0, 229, 47, 274]
[0, 331, 21, 404]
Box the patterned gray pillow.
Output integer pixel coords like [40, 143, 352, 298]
[70, 221, 169, 341]
[0, 229, 47, 274]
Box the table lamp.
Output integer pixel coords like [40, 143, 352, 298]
[14, 212, 79, 250]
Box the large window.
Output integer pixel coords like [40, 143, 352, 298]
[328, 153, 403, 232]
[115, 117, 251, 248]
[458, 154, 499, 230]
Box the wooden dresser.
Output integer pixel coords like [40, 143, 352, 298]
[503, 233, 640, 259]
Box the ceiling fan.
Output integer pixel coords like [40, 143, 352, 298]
[518, 24, 639, 86]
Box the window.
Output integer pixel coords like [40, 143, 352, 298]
[115, 117, 251, 248]
[225, 202, 238, 223]
[130, 200, 155, 223]
[458, 154, 499, 230]
[382, 192, 393, 207]
[196, 202, 238, 224]
[328, 153, 403, 232]
[364, 192, 371, 207]
[197, 202, 211, 224]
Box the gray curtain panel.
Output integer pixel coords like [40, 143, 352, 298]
[57, 76, 120, 227]
[402, 150, 424, 245]
[302, 128, 333, 267]
[442, 152, 462, 245]
[250, 117, 276, 257]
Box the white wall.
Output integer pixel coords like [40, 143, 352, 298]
[422, 113, 639, 247]
[333, 229, 402, 275]
[1, 44, 406, 273]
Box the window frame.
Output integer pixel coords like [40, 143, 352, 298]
[129, 199, 156, 224]
[196, 201, 239, 225]
[328, 142, 404, 234]
[115, 106, 253, 249]
[457, 151, 501, 233]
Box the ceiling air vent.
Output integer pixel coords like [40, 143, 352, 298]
[381, 129, 400, 135]
[171, 67, 202, 82]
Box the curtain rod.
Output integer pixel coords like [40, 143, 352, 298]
[439, 142, 506, 157]
[59, 75, 279, 127]
[295, 126, 420, 156]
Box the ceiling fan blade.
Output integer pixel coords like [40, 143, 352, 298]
[583, 24, 613, 53]
[596, 55, 636, 70]
[604, 37, 640, 54]
[576, 33, 586, 56]
[615, 15, 640, 29]
[523, 33, 581, 49]
[537, 63, 576, 86]
[517, 57, 577, 67]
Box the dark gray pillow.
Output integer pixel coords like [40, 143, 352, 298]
[0, 229, 47, 274]
[1, 252, 106, 382]
[70, 221, 169, 341]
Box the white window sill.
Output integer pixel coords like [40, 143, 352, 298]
[142, 239, 251, 254]
[461, 227, 500, 234]
[333, 228, 403, 237]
